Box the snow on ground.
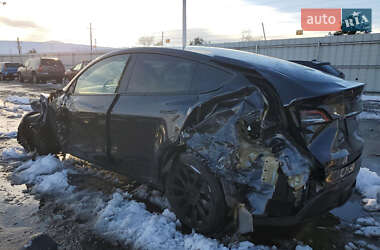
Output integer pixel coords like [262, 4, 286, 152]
[353, 168, 380, 239]
[1, 147, 27, 160]
[13, 154, 62, 185]
[356, 168, 380, 198]
[358, 112, 380, 120]
[0, 95, 33, 115]
[345, 240, 379, 250]
[0, 131, 17, 139]
[5, 95, 30, 105]
[9, 152, 274, 250]
[362, 95, 380, 102]
[353, 217, 380, 238]
[295, 245, 312, 250]
[356, 168, 380, 212]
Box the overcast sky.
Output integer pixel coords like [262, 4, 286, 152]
[0, 0, 378, 47]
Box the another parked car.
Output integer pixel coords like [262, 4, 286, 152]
[17, 47, 364, 234]
[64, 60, 90, 83]
[0, 62, 21, 81]
[18, 57, 65, 84]
[290, 60, 345, 79]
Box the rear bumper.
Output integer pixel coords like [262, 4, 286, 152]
[253, 159, 360, 227]
[37, 72, 64, 80]
[2, 72, 18, 79]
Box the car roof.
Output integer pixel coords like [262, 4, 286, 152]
[97, 46, 363, 106]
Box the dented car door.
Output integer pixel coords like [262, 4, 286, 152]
[60, 54, 130, 164]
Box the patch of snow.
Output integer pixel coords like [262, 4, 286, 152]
[361, 197, 380, 212]
[18, 105, 33, 112]
[0, 131, 17, 139]
[358, 112, 380, 120]
[5, 95, 30, 105]
[132, 184, 170, 210]
[1, 147, 27, 160]
[354, 240, 378, 250]
[13, 154, 62, 185]
[356, 168, 380, 199]
[10, 155, 273, 250]
[362, 95, 380, 102]
[344, 242, 357, 250]
[34, 170, 74, 195]
[295, 245, 313, 250]
[353, 217, 380, 238]
[354, 226, 380, 238]
[356, 168, 380, 212]
[356, 217, 380, 227]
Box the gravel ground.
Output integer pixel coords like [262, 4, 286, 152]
[0, 80, 379, 250]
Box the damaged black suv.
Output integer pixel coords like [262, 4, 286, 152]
[17, 47, 364, 234]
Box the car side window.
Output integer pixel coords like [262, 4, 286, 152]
[127, 54, 196, 94]
[74, 54, 129, 95]
[191, 64, 232, 92]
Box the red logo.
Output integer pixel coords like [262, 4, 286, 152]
[301, 9, 341, 31]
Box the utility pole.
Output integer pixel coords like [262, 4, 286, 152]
[261, 22, 267, 41]
[89, 23, 93, 59]
[161, 32, 164, 46]
[16, 37, 22, 55]
[182, 0, 186, 49]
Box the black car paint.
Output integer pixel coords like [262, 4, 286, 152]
[291, 60, 345, 79]
[20, 47, 364, 231]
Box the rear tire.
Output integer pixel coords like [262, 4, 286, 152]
[19, 73, 24, 83]
[165, 153, 227, 234]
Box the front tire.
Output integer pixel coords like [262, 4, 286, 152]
[165, 153, 227, 234]
[32, 73, 38, 84]
[17, 112, 58, 155]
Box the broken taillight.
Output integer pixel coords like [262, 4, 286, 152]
[299, 109, 330, 145]
[299, 110, 330, 126]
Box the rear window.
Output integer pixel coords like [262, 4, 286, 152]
[191, 64, 231, 92]
[128, 54, 196, 93]
[320, 64, 341, 76]
[41, 59, 64, 68]
[4, 63, 20, 68]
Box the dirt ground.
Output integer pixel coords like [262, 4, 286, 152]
[0, 81, 379, 250]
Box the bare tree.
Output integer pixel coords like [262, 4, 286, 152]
[190, 37, 205, 45]
[28, 48, 37, 54]
[138, 36, 154, 46]
[241, 30, 254, 42]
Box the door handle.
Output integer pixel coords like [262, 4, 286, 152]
[160, 109, 177, 114]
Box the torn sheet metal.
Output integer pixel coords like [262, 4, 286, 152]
[181, 85, 312, 215]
